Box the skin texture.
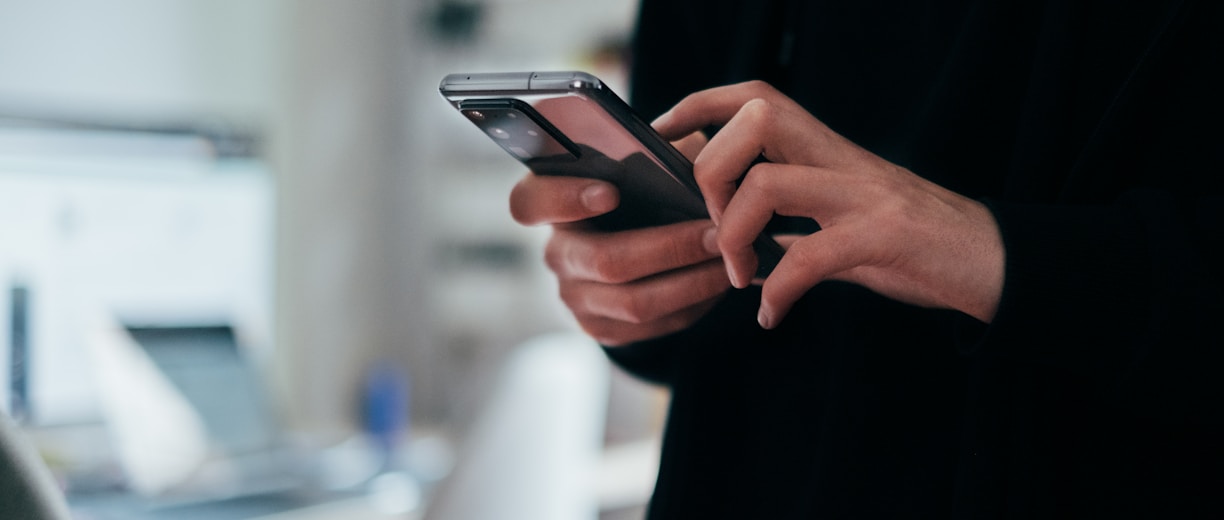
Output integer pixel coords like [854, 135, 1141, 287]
[654, 81, 1005, 329]
[510, 133, 730, 346]
[510, 81, 1005, 343]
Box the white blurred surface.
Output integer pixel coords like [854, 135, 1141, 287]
[0, 0, 668, 516]
[86, 311, 210, 495]
[0, 153, 274, 425]
[426, 332, 610, 520]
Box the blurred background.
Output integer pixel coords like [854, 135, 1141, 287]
[0, 1, 668, 518]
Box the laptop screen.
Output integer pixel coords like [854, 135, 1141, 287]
[124, 324, 277, 456]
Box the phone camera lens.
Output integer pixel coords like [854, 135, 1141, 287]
[467, 110, 485, 121]
[489, 127, 511, 140]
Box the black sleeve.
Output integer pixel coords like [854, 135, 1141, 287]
[610, 0, 768, 384]
[629, 0, 782, 119]
[601, 285, 766, 387]
[960, 1, 1224, 425]
[966, 194, 1224, 425]
[628, 0, 720, 119]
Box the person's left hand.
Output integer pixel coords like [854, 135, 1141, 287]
[652, 81, 1005, 329]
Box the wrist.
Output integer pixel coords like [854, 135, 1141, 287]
[955, 199, 1005, 323]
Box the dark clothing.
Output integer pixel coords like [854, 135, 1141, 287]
[611, 0, 1224, 517]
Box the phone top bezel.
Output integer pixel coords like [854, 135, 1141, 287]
[439, 71, 602, 94]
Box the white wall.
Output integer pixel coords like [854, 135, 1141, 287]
[0, 0, 646, 443]
[271, 0, 428, 437]
[0, 0, 285, 123]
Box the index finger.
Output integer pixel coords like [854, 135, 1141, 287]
[651, 80, 799, 141]
[546, 219, 721, 284]
[509, 173, 620, 226]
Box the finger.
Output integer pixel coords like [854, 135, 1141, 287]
[509, 173, 619, 226]
[773, 234, 805, 249]
[576, 298, 722, 347]
[716, 163, 830, 287]
[545, 219, 720, 283]
[652, 83, 785, 220]
[560, 259, 730, 324]
[660, 80, 851, 176]
[671, 131, 708, 162]
[757, 228, 865, 329]
[719, 162, 879, 284]
[748, 233, 806, 287]
[651, 80, 790, 141]
[691, 97, 776, 221]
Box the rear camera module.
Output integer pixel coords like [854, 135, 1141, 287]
[458, 100, 580, 161]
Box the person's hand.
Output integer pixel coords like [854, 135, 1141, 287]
[509, 133, 732, 346]
[653, 81, 1005, 329]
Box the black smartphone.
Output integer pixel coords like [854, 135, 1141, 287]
[438, 71, 782, 278]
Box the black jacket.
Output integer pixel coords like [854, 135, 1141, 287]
[611, 0, 1224, 517]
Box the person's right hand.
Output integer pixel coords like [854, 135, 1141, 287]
[509, 134, 731, 346]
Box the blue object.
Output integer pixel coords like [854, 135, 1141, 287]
[362, 362, 408, 462]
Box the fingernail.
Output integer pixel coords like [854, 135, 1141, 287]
[702, 226, 720, 255]
[727, 263, 746, 289]
[758, 306, 774, 330]
[581, 183, 616, 213]
[651, 110, 673, 129]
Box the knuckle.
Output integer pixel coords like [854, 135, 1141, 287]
[742, 79, 776, 97]
[542, 234, 568, 274]
[740, 97, 777, 124]
[741, 164, 772, 189]
[557, 283, 593, 317]
[741, 163, 786, 198]
[588, 251, 630, 283]
[693, 157, 718, 189]
[611, 291, 653, 325]
[876, 199, 912, 229]
[661, 225, 700, 265]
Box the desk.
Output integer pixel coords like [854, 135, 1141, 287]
[251, 496, 420, 520]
